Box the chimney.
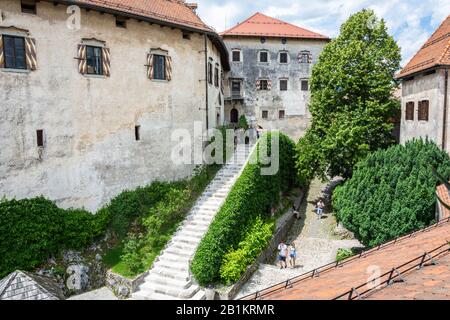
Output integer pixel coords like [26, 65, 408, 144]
[185, 3, 198, 13]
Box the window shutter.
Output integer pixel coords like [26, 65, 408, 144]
[0, 35, 4, 68]
[256, 80, 261, 90]
[77, 44, 87, 74]
[165, 55, 172, 81]
[308, 53, 313, 64]
[147, 53, 154, 80]
[102, 47, 111, 77]
[267, 80, 272, 90]
[25, 37, 37, 70]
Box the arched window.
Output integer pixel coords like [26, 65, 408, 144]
[230, 108, 239, 123]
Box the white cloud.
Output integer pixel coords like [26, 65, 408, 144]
[195, 0, 449, 66]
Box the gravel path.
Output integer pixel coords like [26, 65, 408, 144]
[236, 178, 364, 299]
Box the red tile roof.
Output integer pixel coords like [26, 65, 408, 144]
[436, 184, 450, 219]
[220, 12, 329, 40]
[74, 0, 213, 32]
[242, 219, 450, 300]
[397, 14, 450, 78]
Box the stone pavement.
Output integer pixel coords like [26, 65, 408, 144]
[236, 178, 363, 298]
[68, 287, 118, 300]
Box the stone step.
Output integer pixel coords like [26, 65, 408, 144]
[172, 234, 203, 245]
[142, 273, 192, 290]
[164, 246, 194, 258]
[132, 290, 182, 300]
[183, 219, 211, 228]
[158, 252, 191, 264]
[169, 240, 198, 251]
[183, 224, 209, 234]
[152, 266, 190, 281]
[152, 283, 200, 299]
[177, 228, 205, 238]
[154, 259, 189, 272]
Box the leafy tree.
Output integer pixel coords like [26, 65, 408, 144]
[238, 115, 249, 131]
[297, 9, 401, 181]
[332, 139, 450, 247]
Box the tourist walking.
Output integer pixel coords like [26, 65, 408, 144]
[316, 200, 325, 220]
[277, 241, 288, 269]
[292, 205, 300, 220]
[289, 243, 297, 268]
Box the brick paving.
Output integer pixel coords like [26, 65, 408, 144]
[255, 220, 450, 300]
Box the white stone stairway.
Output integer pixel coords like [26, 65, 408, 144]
[131, 143, 255, 300]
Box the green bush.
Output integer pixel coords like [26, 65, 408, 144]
[333, 139, 450, 247]
[0, 197, 105, 278]
[220, 217, 274, 285]
[238, 115, 249, 131]
[336, 248, 354, 262]
[191, 132, 297, 285]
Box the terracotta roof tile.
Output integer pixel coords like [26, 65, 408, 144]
[436, 184, 450, 219]
[71, 0, 213, 32]
[398, 15, 450, 78]
[245, 219, 450, 300]
[220, 12, 329, 40]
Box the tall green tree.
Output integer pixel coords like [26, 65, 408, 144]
[297, 9, 401, 180]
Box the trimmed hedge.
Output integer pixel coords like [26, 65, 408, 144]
[0, 197, 108, 278]
[333, 139, 450, 247]
[191, 132, 297, 285]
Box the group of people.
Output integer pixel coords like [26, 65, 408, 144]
[277, 241, 297, 269]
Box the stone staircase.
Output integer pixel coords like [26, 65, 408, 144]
[131, 143, 255, 300]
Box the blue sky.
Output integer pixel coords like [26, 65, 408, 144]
[195, 0, 450, 66]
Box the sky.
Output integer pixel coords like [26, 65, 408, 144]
[195, 0, 450, 67]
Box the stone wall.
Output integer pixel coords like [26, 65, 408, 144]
[0, 0, 225, 211]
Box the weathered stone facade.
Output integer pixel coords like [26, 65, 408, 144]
[222, 35, 328, 140]
[0, 0, 228, 211]
[400, 69, 450, 150]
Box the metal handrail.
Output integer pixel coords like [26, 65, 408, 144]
[239, 216, 450, 300]
[333, 241, 450, 300]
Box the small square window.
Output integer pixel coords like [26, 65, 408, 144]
[260, 51, 268, 63]
[232, 51, 241, 62]
[301, 80, 309, 91]
[182, 32, 191, 40]
[280, 79, 288, 91]
[116, 17, 127, 28]
[260, 80, 269, 90]
[280, 52, 288, 64]
[21, 0, 36, 14]
[262, 111, 269, 119]
[279, 110, 285, 119]
[36, 130, 44, 147]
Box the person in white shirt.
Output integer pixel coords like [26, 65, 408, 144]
[277, 241, 288, 269]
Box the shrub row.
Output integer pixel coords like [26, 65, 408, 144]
[332, 139, 450, 247]
[191, 132, 297, 285]
[0, 197, 109, 278]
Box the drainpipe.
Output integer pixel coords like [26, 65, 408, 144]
[443, 69, 449, 151]
[204, 34, 209, 131]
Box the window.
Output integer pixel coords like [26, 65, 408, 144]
[232, 50, 241, 62]
[135, 126, 141, 141]
[182, 32, 191, 40]
[262, 110, 268, 119]
[260, 80, 269, 90]
[21, 0, 36, 14]
[3, 35, 26, 69]
[214, 66, 219, 87]
[418, 100, 429, 121]
[281, 38, 287, 44]
[116, 17, 127, 28]
[259, 51, 268, 63]
[36, 130, 44, 147]
[208, 61, 213, 85]
[231, 81, 241, 95]
[260, 37, 266, 44]
[405, 102, 414, 121]
[299, 51, 311, 63]
[279, 52, 288, 64]
[279, 110, 285, 119]
[301, 80, 309, 91]
[153, 54, 166, 80]
[280, 79, 288, 91]
[86, 46, 103, 75]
